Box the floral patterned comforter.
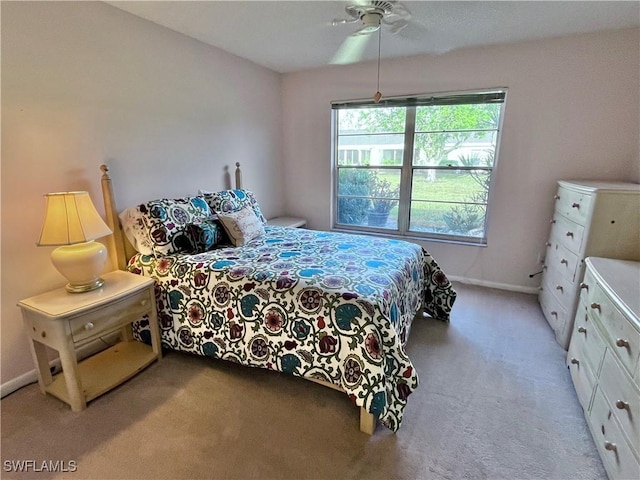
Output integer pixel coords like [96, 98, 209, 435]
[128, 226, 456, 431]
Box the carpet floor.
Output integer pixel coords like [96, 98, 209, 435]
[1, 283, 606, 479]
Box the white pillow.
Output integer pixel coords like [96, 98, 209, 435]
[119, 206, 154, 255]
[217, 205, 265, 247]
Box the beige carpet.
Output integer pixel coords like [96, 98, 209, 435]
[1, 283, 606, 480]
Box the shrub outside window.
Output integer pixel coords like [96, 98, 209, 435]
[332, 89, 506, 245]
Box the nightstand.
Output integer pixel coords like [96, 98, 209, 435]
[18, 270, 161, 411]
[267, 216, 307, 228]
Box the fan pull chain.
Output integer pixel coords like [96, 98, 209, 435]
[374, 27, 382, 103]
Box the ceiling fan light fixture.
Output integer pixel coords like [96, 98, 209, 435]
[359, 12, 382, 34]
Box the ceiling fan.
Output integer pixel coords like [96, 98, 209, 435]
[330, 0, 411, 65]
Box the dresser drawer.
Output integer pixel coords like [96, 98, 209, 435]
[572, 302, 607, 375]
[599, 350, 640, 451]
[549, 214, 585, 254]
[567, 335, 597, 411]
[541, 265, 577, 308]
[69, 288, 152, 344]
[579, 267, 597, 304]
[540, 286, 569, 345]
[545, 240, 580, 283]
[590, 287, 640, 376]
[590, 387, 640, 480]
[555, 186, 592, 225]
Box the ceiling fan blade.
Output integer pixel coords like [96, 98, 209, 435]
[330, 33, 372, 65]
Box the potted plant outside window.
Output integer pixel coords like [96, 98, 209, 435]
[368, 176, 399, 227]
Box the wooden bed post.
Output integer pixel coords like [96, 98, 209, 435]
[100, 165, 127, 271]
[235, 162, 242, 190]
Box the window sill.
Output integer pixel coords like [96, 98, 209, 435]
[330, 226, 488, 247]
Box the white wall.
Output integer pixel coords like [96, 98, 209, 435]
[1, 2, 283, 387]
[281, 28, 639, 291]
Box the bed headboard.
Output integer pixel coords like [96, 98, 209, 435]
[100, 162, 243, 271]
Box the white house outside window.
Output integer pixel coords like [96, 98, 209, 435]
[332, 89, 507, 245]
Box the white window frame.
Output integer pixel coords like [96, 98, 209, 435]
[331, 88, 507, 245]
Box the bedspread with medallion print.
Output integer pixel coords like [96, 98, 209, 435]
[128, 226, 456, 431]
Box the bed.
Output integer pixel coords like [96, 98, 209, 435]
[100, 164, 456, 434]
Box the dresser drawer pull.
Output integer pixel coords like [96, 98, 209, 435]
[550, 311, 558, 317]
[604, 442, 617, 453]
[140, 299, 148, 307]
[550, 219, 556, 224]
[571, 202, 580, 209]
[570, 358, 579, 365]
[84, 322, 95, 331]
[545, 242, 551, 247]
[615, 338, 630, 349]
[579, 282, 589, 291]
[554, 194, 560, 200]
[560, 259, 568, 265]
[615, 400, 630, 411]
[565, 231, 573, 238]
[590, 303, 601, 311]
[577, 327, 587, 334]
[555, 285, 563, 292]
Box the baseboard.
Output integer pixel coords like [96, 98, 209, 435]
[1, 332, 121, 399]
[448, 275, 540, 295]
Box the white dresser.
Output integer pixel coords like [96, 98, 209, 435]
[567, 257, 640, 480]
[539, 181, 640, 349]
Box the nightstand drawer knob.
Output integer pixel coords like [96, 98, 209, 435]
[590, 303, 601, 311]
[140, 299, 148, 307]
[604, 442, 617, 453]
[577, 327, 587, 334]
[84, 322, 95, 331]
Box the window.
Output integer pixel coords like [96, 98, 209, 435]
[332, 89, 506, 245]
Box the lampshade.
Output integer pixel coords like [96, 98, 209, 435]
[38, 191, 112, 246]
[37, 191, 112, 293]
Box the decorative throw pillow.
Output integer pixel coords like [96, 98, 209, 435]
[119, 196, 212, 256]
[184, 218, 224, 253]
[217, 205, 266, 247]
[201, 190, 267, 224]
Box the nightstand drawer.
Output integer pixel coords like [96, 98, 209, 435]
[69, 288, 152, 344]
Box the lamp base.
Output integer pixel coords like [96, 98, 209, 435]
[51, 241, 108, 294]
[65, 278, 105, 293]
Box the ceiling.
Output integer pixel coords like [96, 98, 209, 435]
[105, 1, 640, 73]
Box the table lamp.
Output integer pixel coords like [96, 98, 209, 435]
[37, 191, 112, 293]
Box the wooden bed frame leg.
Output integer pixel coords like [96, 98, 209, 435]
[359, 407, 377, 435]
